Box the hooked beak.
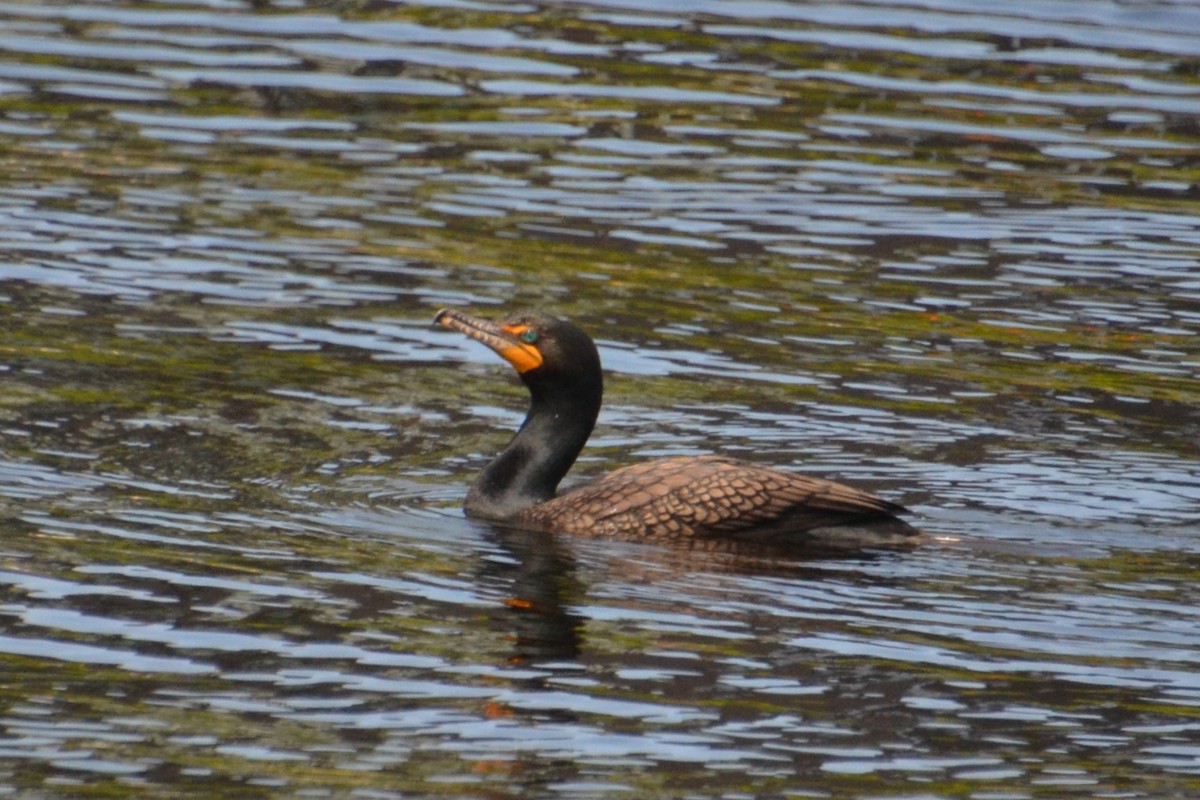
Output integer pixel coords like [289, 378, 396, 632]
[434, 308, 544, 374]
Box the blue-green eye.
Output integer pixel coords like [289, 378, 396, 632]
[520, 329, 539, 345]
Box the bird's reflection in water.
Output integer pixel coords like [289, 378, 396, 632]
[475, 520, 919, 665]
[478, 523, 586, 663]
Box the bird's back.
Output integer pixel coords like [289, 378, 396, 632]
[515, 455, 916, 546]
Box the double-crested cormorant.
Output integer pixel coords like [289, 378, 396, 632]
[435, 309, 917, 548]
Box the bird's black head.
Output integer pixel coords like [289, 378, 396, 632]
[435, 308, 602, 398]
[436, 310, 605, 516]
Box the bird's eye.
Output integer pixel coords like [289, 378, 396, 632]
[520, 329, 539, 345]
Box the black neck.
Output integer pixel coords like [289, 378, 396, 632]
[465, 377, 601, 520]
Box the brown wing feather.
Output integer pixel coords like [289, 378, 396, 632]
[517, 455, 909, 542]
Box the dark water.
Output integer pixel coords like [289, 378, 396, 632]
[1, 0, 1198, 797]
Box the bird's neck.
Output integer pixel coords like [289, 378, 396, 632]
[466, 385, 599, 520]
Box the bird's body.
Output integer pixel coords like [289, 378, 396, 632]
[517, 455, 913, 545]
[436, 309, 917, 549]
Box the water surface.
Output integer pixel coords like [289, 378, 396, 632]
[0, 1, 1198, 797]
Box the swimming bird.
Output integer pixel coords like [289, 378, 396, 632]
[435, 309, 917, 549]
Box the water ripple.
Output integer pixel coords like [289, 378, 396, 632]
[0, 1, 1198, 796]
